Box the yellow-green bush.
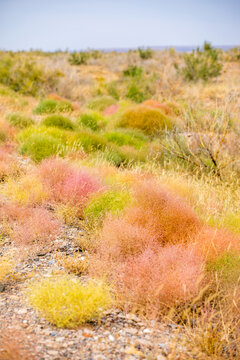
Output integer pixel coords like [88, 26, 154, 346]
[0, 254, 14, 283]
[6, 113, 34, 129]
[20, 134, 65, 162]
[26, 276, 112, 328]
[118, 105, 175, 135]
[103, 130, 146, 149]
[34, 99, 73, 114]
[84, 189, 130, 228]
[4, 174, 48, 205]
[41, 115, 75, 130]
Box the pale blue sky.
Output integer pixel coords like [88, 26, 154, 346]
[0, 0, 239, 51]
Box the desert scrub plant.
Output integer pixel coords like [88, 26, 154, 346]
[6, 113, 34, 129]
[118, 105, 175, 135]
[87, 96, 117, 112]
[26, 275, 112, 328]
[102, 130, 146, 149]
[138, 47, 153, 59]
[77, 113, 105, 131]
[68, 51, 90, 65]
[20, 134, 65, 162]
[68, 131, 107, 153]
[12, 207, 61, 247]
[142, 100, 174, 116]
[0, 254, 15, 284]
[84, 189, 130, 228]
[177, 42, 222, 81]
[0, 53, 61, 96]
[123, 65, 143, 78]
[37, 158, 103, 208]
[41, 114, 75, 130]
[33, 99, 73, 114]
[4, 174, 48, 205]
[126, 82, 148, 103]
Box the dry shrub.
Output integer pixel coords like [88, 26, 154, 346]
[37, 158, 103, 209]
[26, 275, 113, 328]
[126, 180, 202, 245]
[12, 207, 61, 247]
[116, 245, 204, 316]
[0, 254, 15, 283]
[5, 174, 48, 205]
[0, 202, 61, 247]
[118, 105, 174, 135]
[95, 216, 157, 260]
[195, 227, 240, 261]
[0, 328, 36, 360]
[0, 147, 19, 181]
[142, 99, 174, 115]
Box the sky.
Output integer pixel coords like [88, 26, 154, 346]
[0, 0, 239, 51]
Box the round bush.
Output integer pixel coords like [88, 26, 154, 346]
[6, 113, 34, 129]
[41, 115, 75, 130]
[26, 276, 112, 328]
[103, 130, 146, 149]
[118, 105, 175, 135]
[78, 113, 104, 131]
[34, 99, 73, 114]
[20, 134, 65, 162]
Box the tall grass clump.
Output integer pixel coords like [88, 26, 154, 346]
[118, 105, 175, 135]
[26, 276, 112, 328]
[41, 115, 75, 130]
[34, 99, 73, 114]
[6, 113, 34, 129]
[20, 134, 65, 162]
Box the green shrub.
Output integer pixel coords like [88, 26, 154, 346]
[34, 99, 73, 114]
[69, 52, 90, 65]
[20, 134, 65, 162]
[84, 190, 130, 227]
[123, 65, 143, 78]
[138, 47, 153, 60]
[106, 82, 119, 100]
[87, 96, 116, 112]
[118, 105, 174, 135]
[178, 42, 222, 81]
[103, 130, 146, 149]
[26, 275, 112, 328]
[78, 113, 104, 131]
[18, 126, 69, 145]
[68, 131, 107, 153]
[41, 115, 75, 130]
[0, 54, 61, 96]
[126, 82, 147, 103]
[6, 113, 34, 129]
